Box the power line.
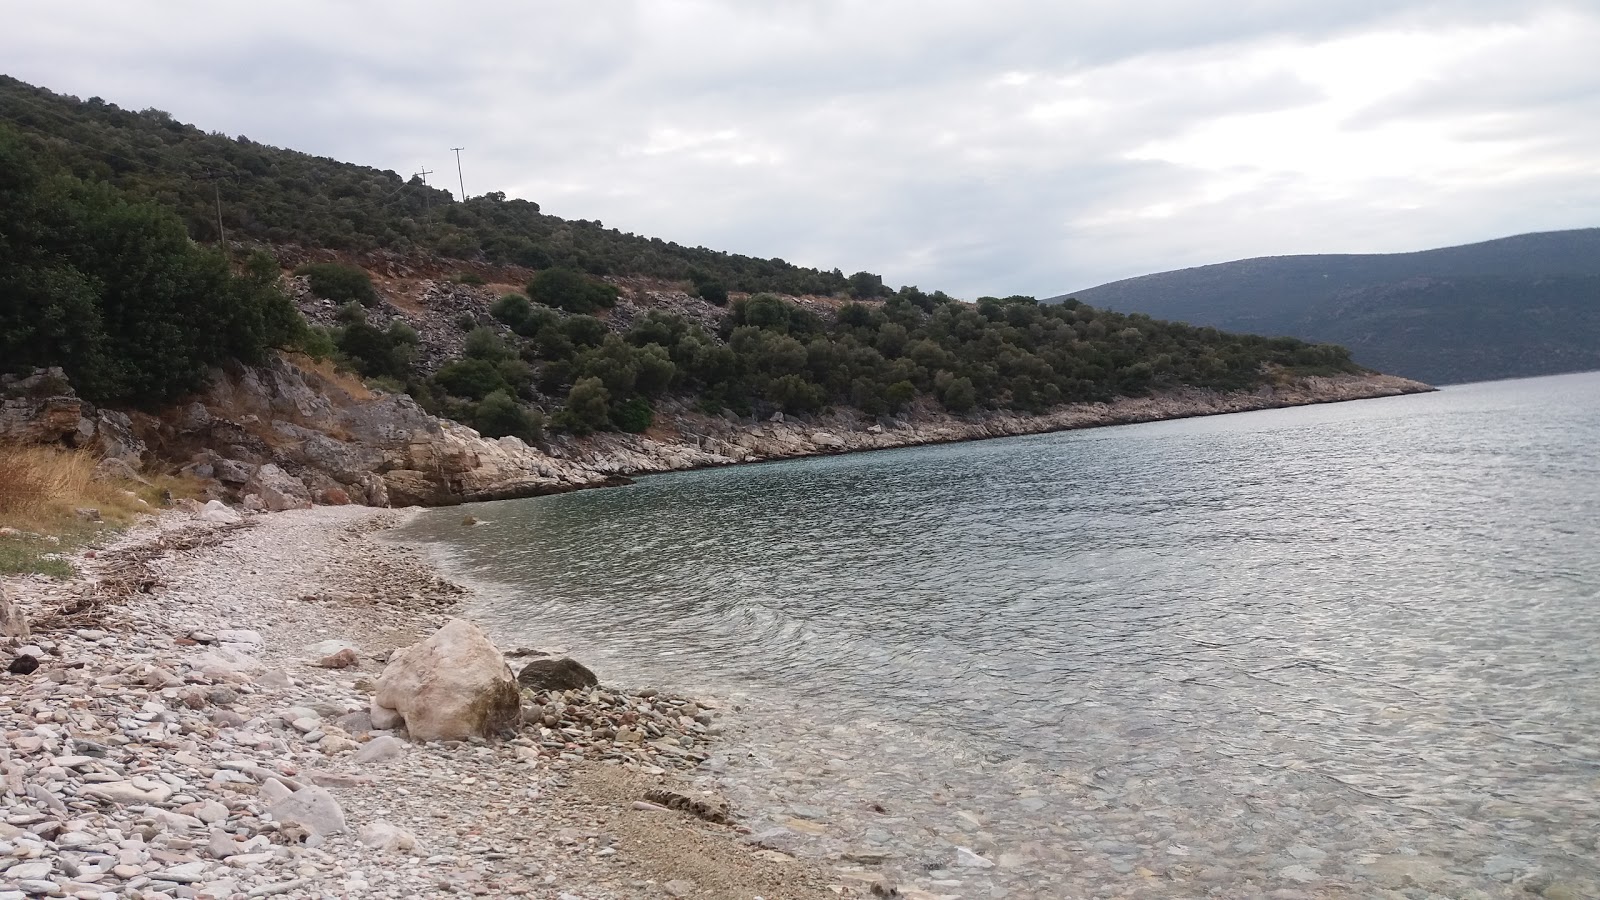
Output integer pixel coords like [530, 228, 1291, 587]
[450, 147, 465, 202]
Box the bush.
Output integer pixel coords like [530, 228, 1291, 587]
[433, 357, 506, 400]
[473, 390, 543, 442]
[297, 262, 377, 306]
[335, 317, 415, 380]
[527, 268, 619, 314]
[463, 326, 514, 362]
[611, 396, 653, 433]
[554, 376, 611, 435]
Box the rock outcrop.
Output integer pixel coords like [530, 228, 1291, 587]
[372, 618, 522, 741]
[7, 352, 1433, 512]
[1, 368, 147, 464]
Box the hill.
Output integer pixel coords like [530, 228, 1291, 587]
[1, 72, 1396, 445]
[1051, 230, 1600, 384]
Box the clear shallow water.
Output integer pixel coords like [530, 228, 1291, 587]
[403, 372, 1600, 899]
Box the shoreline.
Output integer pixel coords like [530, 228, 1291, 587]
[411, 371, 1435, 506]
[0, 506, 867, 900]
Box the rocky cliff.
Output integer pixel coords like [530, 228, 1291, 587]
[4, 358, 1428, 510]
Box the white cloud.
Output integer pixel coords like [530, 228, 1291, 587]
[2, 0, 1596, 296]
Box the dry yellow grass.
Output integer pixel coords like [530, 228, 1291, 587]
[0, 444, 207, 576]
[0, 445, 152, 530]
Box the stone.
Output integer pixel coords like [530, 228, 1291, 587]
[255, 668, 293, 690]
[357, 822, 418, 853]
[242, 464, 312, 512]
[515, 657, 598, 692]
[373, 619, 521, 741]
[216, 628, 262, 645]
[198, 500, 242, 524]
[259, 779, 295, 807]
[195, 800, 228, 824]
[213, 458, 256, 486]
[303, 639, 359, 659]
[267, 785, 345, 838]
[314, 648, 359, 669]
[92, 456, 151, 486]
[5, 861, 53, 880]
[955, 847, 995, 869]
[368, 700, 404, 731]
[208, 829, 240, 859]
[84, 781, 162, 805]
[191, 644, 264, 677]
[354, 735, 407, 763]
[6, 654, 38, 675]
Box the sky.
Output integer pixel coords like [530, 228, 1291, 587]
[5, 1, 1599, 298]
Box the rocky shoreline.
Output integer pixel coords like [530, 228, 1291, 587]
[0, 506, 875, 900]
[4, 356, 1432, 511]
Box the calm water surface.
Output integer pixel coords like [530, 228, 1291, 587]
[402, 372, 1600, 899]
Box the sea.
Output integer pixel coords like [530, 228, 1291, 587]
[398, 371, 1600, 899]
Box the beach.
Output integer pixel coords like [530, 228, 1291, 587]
[1, 506, 871, 900]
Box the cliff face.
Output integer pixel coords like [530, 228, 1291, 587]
[4, 357, 1430, 509]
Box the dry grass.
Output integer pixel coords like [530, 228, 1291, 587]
[283, 352, 375, 402]
[0, 445, 203, 577]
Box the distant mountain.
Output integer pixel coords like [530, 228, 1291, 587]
[1051, 230, 1600, 384]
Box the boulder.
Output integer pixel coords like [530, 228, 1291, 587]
[516, 657, 599, 692]
[242, 463, 312, 511]
[267, 785, 345, 839]
[93, 457, 151, 486]
[373, 618, 521, 741]
[213, 458, 257, 486]
[198, 500, 242, 524]
[0, 368, 82, 444]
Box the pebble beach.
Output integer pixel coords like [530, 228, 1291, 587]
[0, 506, 867, 900]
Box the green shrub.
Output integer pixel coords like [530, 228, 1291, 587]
[611, 396, 653, 433]
[527, 268, 619, 314]
[554, 376, 611, 435]
[463, 326, 515, 362]
[473, 390, 543, 442]
[433, 357, 506, 400]
[296, 325, 338, 360]
[296, 262, 377, 306]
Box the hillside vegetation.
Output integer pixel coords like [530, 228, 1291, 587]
[1, 74, 1369, 440]
[1055, 230, 1600, 384]
[0, 75, 856, 298]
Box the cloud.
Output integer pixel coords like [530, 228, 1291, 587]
[3, 0, 1596, 296]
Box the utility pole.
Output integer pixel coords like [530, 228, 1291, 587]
[213, 181, 227, 249]
[450, 148, 466, 202]
[415, 167, 434, 211]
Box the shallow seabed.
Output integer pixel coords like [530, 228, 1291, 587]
[403, 371, 1600, 899]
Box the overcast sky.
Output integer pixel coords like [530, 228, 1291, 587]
[6, 1, 1598, 297]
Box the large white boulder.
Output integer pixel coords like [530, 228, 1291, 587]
[372, 618, 521, 741]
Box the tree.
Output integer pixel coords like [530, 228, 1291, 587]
[848, 271, 887, 299]
[555, 376, 611, 435]
[0, 129, 303, 406]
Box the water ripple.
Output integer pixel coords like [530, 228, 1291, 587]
[404, 372, 1600, 897]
